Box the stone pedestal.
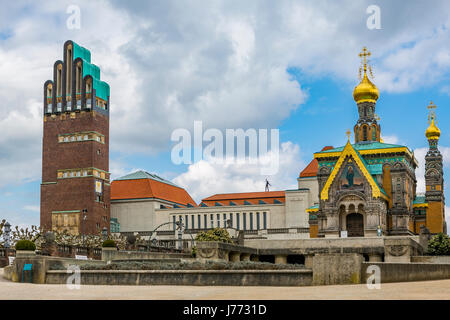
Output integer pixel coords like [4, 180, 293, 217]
[101, 247, 118, 261]
[384, 237, 423, 263]
[15, 250, 36, 258]
[368, 253, 382, 262]
[229, 252, 241, 262]
[240, 253, 251, 261]
[305, 254, 314, 268]
[275, 255, 287, 264]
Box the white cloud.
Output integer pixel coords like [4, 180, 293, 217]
[382, 135, 400, 144]
[23, 205, 40, 213]
[173, 141, 305, 203]
[2, 1, 450, 230]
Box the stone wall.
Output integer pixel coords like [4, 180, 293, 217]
[45, 269, 313, 286]
[411, 256, 450, 264]
[361, 262, 450, 283]
[312, 253, 363, 285]
[101, 248, 192, 262]
[5, 254, 105, 284]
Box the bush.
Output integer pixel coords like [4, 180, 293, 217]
[427, 233, 450, 256]
[195, 228, 232, 243]
[50, 260, 307, 271]
[102, 239, 116, 248]
[15, 239, 36, 251]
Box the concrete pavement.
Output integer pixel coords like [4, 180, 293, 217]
[1, 268, 449, 300]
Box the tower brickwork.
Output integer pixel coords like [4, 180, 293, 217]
[424, 102, 446, 234]
[40, 40, 111, 235]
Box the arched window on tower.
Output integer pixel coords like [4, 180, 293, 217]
[46, 84, 53, 113]
[363, 126, 368, 141]
[56, 64, 63, 112]
[85, 77, 93, 109]
[66, 45, 73, 99]
[372, 126, 377, 141]
[355, 127, 359, 143]
[75, 62, 82, 109]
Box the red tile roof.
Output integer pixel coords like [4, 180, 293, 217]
[299, 146, 334, 178]
[202, 191, 285, 206]
[111, 178, 196, 206]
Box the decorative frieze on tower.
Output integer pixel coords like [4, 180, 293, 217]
[424, 102, 446, 234]
[40, 40, 111, 236]
[353, 47, 381, 144]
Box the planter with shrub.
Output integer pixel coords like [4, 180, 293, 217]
[15, 239, 36, 257]
[102, 239, 117, 250]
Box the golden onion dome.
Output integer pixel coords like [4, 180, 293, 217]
[353, 69, 379, 104]
[425, 114, 441, 140]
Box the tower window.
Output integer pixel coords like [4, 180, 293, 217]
[363, 126, 368, 141]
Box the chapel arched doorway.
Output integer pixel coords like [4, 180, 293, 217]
[346, 212, 364, 237]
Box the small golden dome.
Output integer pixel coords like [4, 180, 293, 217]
[353, 70, 379, 104]
[425, 114, 441, 140]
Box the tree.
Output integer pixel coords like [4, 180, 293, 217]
[427, 233, 450, 256]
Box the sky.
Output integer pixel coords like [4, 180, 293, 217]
[0, 0, 450, 232]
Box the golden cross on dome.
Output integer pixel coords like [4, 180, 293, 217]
[346, 129, 351, 141]
[427, 101, 437, 111]
[427, 101, 437, 124]
[359, 47, 371, 66]
[375, 113, 380, 122]
[358, 47, 373, 79]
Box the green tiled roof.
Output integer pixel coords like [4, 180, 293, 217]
[307, 204, 319, 210]
[367, 163, 383, 175]
[115, 170, 180, 187]
[413, 195, 427, 204]
[317, 142, 408, 154]
[72, 41, 110, 101]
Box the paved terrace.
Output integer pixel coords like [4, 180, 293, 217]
[1, 269, 449, 300]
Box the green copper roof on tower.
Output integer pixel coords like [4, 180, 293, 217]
[71, 41, 110, 101]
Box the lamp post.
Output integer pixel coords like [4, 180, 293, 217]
[81, 209, 87, 246]
[3, 222, 11, 249]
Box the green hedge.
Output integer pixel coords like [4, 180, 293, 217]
[195, 228, 232, 243]
[428, 233, 450, 255]
[15, 240, 36, 251]
[49, 260, 306, 271]
[102, 239, 116, 248]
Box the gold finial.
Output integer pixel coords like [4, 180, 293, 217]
[427, 101, 437, 124]
[346, 129, 351, 141]
[358, 47, 372, 79]
[374, 113, 380, 122]
[426, 101, 440, 140]
[353, 47, 379, 104]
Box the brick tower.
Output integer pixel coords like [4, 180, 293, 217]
[424, 102, 446, 234]
[40, 40, 111, 236]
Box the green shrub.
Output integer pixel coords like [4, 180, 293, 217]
[67, 260, 306, 271]
[427, 233, 450, 255]
[15, 239, 36, 251]
[191, 246, 197, 258]
[102, 239, 116, 248]
[195, 228, 232, 243]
